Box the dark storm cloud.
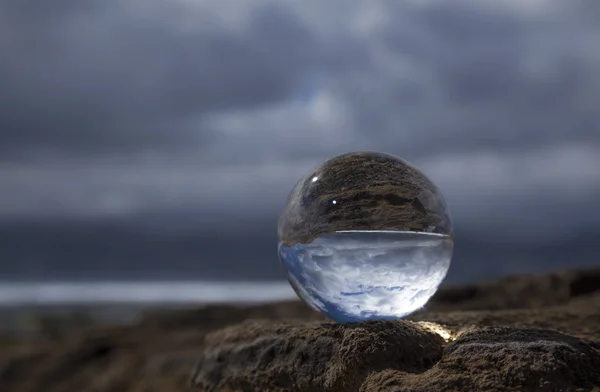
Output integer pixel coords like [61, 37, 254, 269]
[196, 0, 600, 237]
[0, 0, 326, 154]
[0, 0, 599, 241]
[336, 1, 600, 155]
[1, 0, 600, 283]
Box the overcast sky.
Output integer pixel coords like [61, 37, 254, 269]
[1, 0, 599, 281]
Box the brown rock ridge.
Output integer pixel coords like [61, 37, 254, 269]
[1, 267, 600, 392]
[194, 322, 600, 392]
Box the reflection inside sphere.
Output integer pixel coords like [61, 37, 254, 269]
[278, 152, 453, 322]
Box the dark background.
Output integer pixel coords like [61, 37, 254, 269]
[1, 0, 599, 285]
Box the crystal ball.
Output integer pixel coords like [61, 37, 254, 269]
[277, 151, 453, 322]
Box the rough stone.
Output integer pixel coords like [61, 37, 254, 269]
[192, 320, 445, 392]
[1, 267, 600, 392]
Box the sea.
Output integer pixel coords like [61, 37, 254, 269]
[0, 280, 297, 306]
[0, 280, 300, 333]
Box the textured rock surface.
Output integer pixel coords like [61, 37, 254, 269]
[193, 320, 445, 392]
[361, 326, 600, 392]
[193, 267, 600, 392]
[1, 267, 600, 392]
[193, 320, 600, 392]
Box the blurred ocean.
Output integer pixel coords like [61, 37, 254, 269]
[0, 281, 297, 306]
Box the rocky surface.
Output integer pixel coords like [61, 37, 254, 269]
[1, 267, 600, 392]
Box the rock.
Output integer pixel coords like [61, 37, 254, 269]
[192, 320, 600, 392]
[192, 267, 600, 392]
[362, 326, 600, 392]
[192, 320, 445, 392]
[1, 267, 600, 392]
[424, 267, 600, 312]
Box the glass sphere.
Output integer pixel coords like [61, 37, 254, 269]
[277, 151, 453, 322]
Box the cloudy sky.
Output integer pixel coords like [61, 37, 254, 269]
[1, 0, 599, 283]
